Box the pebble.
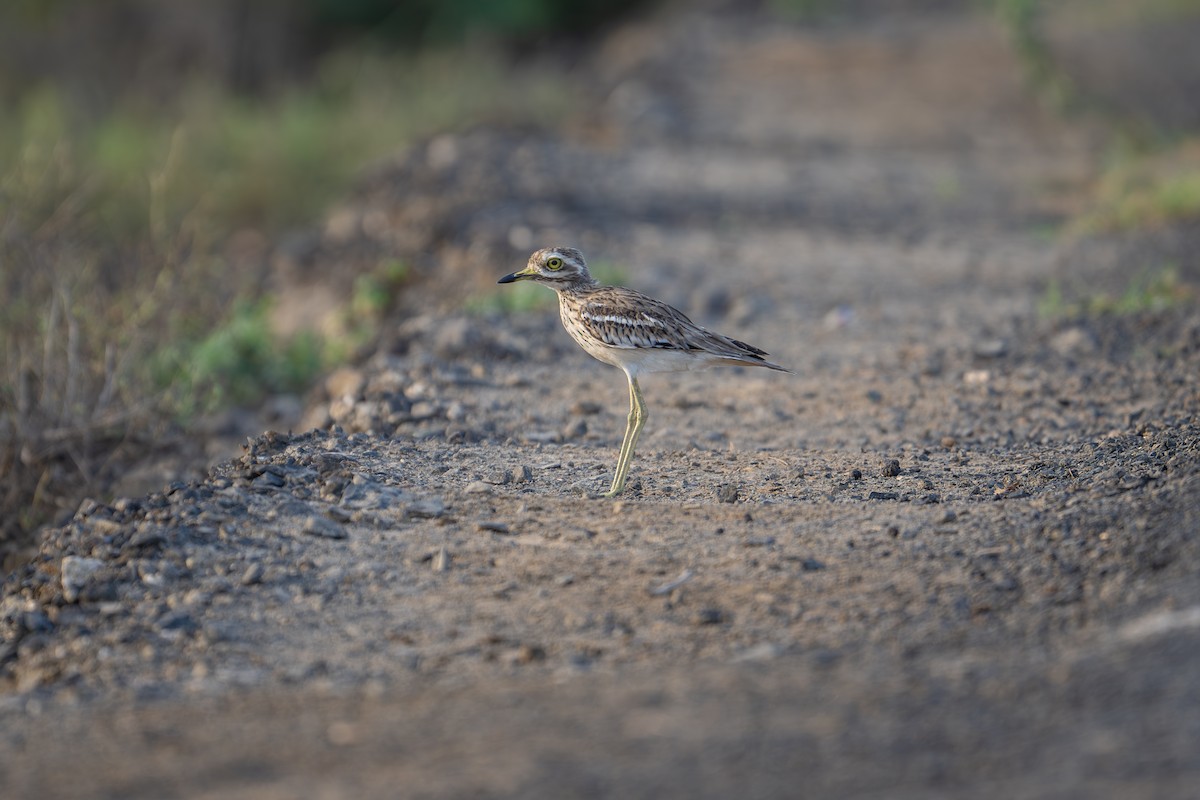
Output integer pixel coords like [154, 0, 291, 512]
[484, 469, 511, 485]
[1050, 326, 1096, 357]
[732, 642, 781, 662]
[432, 547, 451, 573]
[127, 529, 166, 550]
[695, 608, 726, 625]
[19, 609, 54, 635]
[561, 419, 588, 440]
[465, 481, 493, 494]
[406, 497, 446, 519]
[881, 459, 901, 477]
[60, 556, 105, 603]
[974, 338, 1008, 358]
[716, 484, 739, 503]
[240, 563, 265, 586]
[476, 521, 512, 535]
[156, 610, 198, 633]
[868, 491, 899, 501]
[302, 514, 347, 540]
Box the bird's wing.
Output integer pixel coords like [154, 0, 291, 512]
[575, 290, 697, 351]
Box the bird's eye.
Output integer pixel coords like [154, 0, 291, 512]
[546, 257, 564, 270]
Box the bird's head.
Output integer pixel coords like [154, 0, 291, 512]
[498, 247, 596, 289]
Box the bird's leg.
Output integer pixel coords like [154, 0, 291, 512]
[604, 375, 647, 497]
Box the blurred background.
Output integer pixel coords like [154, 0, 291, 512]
[3, 0, 1200, 564]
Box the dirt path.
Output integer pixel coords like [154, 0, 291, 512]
[3, 5, 1199, 798]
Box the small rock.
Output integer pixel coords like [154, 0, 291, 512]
[716, 484, 739, 503]
[465, 481, 492, 494]
[484, 469, 511, 486]
[127, 529, 166, 550]
[19, 609, 54, 635]
[432, 546, 450, 573]
[801, 558, 826, 572]
[695, 608, 726, 625]
[157, 610, 197, 632]
[561, 419, 588, 440]
[512, 465, 534, 484]
[648, 569, 694, 596]
[60, 556, 105, 603]
[974, 338, 1008, 358]
[963, 369, 991, 385]
[407, 497, 445, 519]
[732, 643, 781, 662]
[303, 514, 347, 540]
[476, 521, 512, 535]
[881, 459, 901, 477]
[868, 491, 899, 501]
[849, 469, 863, 481]
[409, 400, 441, 420]
[254, 470, 287, 489]
[90, 518, 123, 535]
[1050, 326, 1096, 357]
[508, 644, 546, 665]
[240, 563, 265, 586]
[326, 505, 353, 523]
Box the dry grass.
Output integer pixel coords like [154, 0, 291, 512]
[0, 46, 572, 563]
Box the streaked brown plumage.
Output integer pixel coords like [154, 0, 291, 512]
[498, 246, 789, 496]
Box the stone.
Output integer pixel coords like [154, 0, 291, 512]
[302, 515, 347, 540]
[240, 563, 265, 586]
[60, 556, 105, 603]
[406, 497, 446, 519]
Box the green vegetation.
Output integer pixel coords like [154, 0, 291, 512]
[990, 0, 1074, 109]
[0, 43, 572, 544]
[990, 0, 1200, 257]
[1039, 265, 1194, 319]
[1070, 141, 1200, 233]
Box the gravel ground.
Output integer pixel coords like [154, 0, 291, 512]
[2, 4, 1199, 798]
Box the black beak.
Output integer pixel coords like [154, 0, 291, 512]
[497, 272, 522, 284]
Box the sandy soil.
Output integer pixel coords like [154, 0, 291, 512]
[2, 5, 1199, 798]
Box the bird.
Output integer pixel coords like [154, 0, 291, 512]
[498, 246, 790, 497]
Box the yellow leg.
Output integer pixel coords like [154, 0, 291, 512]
[604, 374, 647, 497]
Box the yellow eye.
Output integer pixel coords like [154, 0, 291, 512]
[546, 257, 563, 270]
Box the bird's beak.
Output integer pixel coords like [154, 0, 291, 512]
[497, 265, 536, 284]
